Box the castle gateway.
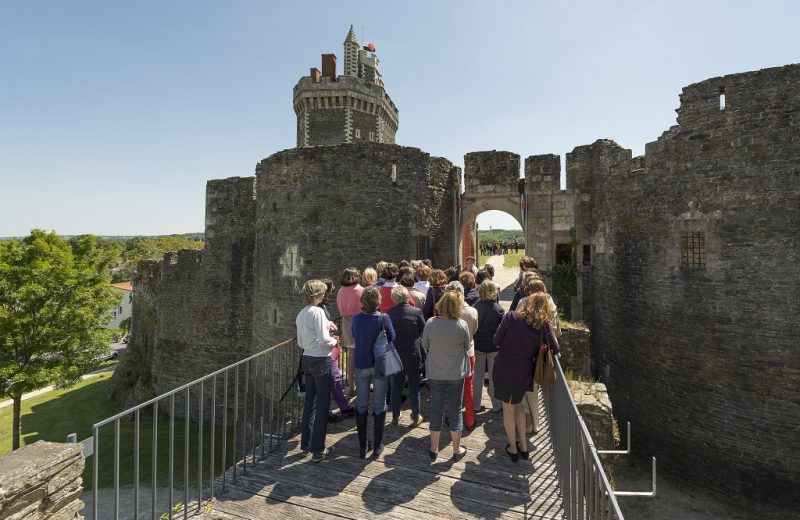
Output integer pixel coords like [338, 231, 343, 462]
[126, 28, 800, 506]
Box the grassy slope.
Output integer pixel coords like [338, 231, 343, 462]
[0, 371, 236, 489]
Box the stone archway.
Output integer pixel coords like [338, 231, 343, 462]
[455, 151, 527, 265]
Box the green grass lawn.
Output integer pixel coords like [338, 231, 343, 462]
[0, 371, 239, 489]
[479, 248, 526, 270]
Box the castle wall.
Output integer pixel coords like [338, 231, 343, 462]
[576, 64, 800, 503]
[252, 143, 459, 347]
[137, 177, 256, 398]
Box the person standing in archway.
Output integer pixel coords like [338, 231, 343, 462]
[463, 255, 478, 276]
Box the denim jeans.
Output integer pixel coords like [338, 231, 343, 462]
[300, 356, 332, 455]
[428, 379, 464, 432]
[355, 367, 388, 415]
[390, 371, 421, 420]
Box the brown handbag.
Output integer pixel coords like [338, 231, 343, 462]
[534, 325, 557, 387]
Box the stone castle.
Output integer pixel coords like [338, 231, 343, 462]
[125, 28, 800, 507]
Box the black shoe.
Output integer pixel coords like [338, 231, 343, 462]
[516, 442, 529, 460]
[311, 447, 334, 463]
[428, 449, 437, 461]
[340, 408, 355, 418]
[452, 445, 467, 462]
[505, 443, 519, 463]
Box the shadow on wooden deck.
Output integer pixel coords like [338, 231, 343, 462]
[199, 387, 563, 520]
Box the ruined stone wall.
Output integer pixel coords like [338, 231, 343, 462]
[122, 177, 256, 403]
[153, 177, 256, 397]
[252, 143, 459, 347]
[575, 64, 800, 504]
[0, 441, 84, 520]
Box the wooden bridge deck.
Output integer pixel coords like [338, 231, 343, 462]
[201, 389, 563, 520]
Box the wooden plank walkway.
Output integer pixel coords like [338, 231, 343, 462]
[201, 388, 564, 519]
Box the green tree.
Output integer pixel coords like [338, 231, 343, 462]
[112, 235, 203, 282]
[0, 230, 120, 450]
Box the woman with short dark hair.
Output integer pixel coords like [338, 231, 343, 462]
[337, 267, 364, 395]
[352, 287, 396, 459]
[422, 269, 448, 320]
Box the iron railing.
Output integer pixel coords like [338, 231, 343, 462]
[543, 356, 625, 520]
[86, 317, 351, 519]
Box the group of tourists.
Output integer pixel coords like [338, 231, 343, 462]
[295, 256, 560, 464]
[480, 240, 520, 256]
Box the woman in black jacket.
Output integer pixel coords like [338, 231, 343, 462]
[387, 284, 426, 427]
[472, 280, 505, 413]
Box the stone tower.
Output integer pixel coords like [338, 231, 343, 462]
[293, 26, 399, 147]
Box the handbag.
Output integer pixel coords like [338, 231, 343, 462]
[534, 324, 557, 387]
[374, 314, 403, 378]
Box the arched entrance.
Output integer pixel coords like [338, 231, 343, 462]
[455, 151, 527, 266]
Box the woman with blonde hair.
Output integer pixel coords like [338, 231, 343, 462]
[473, 280, 505, 413]
[422, 291, 471, 461]
[362, 266, 378, 287]
[492, 293, 559, 462]
[296, 279, 338, 462]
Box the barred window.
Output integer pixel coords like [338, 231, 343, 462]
[681, 231, 706, 268]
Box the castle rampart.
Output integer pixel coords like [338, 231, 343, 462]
[122, 38, 800, 508]
[575, 64, 800, 503]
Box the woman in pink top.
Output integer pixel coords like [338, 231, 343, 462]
[336, 267, 364, 394]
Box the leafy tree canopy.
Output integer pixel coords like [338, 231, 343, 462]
[112, 235, 203, 282]
[478, 229, 525, 245]
[0, 230, 120, 449]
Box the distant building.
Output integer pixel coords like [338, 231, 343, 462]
[293, 25, 399, 147]
[107, 281, 132, 329]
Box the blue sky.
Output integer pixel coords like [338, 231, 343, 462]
[1, 1, 798, 236]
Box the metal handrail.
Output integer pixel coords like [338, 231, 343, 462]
[87, 316, 349, 520]
[543, 356, 626, 519]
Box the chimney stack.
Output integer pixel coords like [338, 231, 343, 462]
[310, 67, 321, 83]
[321, 54, 337, 81]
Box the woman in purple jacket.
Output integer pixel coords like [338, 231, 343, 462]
[492, 293, 559, 462]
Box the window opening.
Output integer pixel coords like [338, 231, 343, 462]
[681, 231, 706, 268]
[555, 244, 572, 265]
[583, 244, 592, 266]
[415, 236, 428, 259]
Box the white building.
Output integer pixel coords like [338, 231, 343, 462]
[107, 281, 132, 329]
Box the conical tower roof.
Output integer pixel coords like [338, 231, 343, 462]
[344, 25, 358, 45]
